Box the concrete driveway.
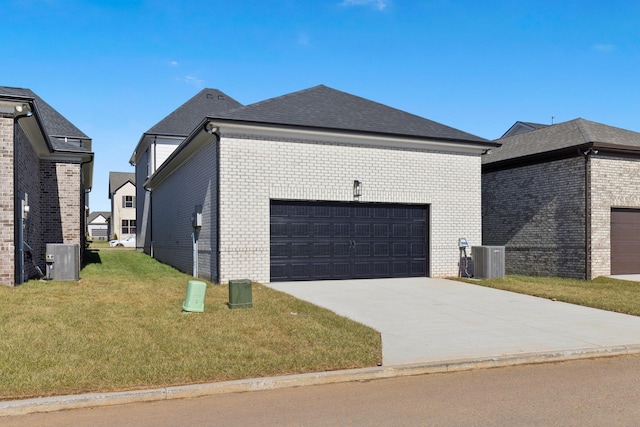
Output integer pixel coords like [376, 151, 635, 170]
[267, 278, 640, 366]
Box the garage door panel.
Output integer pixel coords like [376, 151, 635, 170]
[373, 242, 390, 257]
[270, 201, 429, 281]
[374, 224, 389, 237]
[314, 223, 331, 237]
[355, 224, 371, 237]
[291, 263, 311, 279]
[334, 224, 350, 237]
[293, 224, 311, 237]
[411, 243, 426, 257]
[392, 261, 409, 275]
[353, 262, 371, 277]
[312, 263, 332, 279]
[333, 262, 352, 278]
[393, 243, 409, 257]
[355, 243, 371, 257]
[271, 243, 289, 258]
[312, 243, 331, 257]
[271, 223, 288, 237]
[291, 243, 310, 258]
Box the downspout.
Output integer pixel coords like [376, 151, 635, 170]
[149, 190, 153, 258]
[215, 132, 221, 283]
[14, 111, 32, 285]
[580, 148, 598, 280]
[80, 153, 94, 253]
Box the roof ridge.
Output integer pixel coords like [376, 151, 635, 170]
[573, 118, 595, 143]
[226, 85, 326, 113]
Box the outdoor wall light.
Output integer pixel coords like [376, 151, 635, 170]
[204, 121, 218, 134]
[14, 104, 31, 116]
[353, 180, 362, 198]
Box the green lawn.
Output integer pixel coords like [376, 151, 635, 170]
[0, 249, 381, 400]
[457, 275, 640, 316]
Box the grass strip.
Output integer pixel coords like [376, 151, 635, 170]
[0, 249, 381, 400]
[457, 275, 640, 316]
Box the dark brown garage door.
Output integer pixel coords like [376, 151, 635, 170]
[270, 201, 429, 281]
[611, 208, 640, 274]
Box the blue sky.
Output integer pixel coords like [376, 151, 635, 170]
[3, 0, 640, 211]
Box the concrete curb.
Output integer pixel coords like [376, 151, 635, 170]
[2, 344, 640, 417]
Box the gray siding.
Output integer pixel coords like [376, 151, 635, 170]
[135, 150, 151, 253]
[151, 140, 218, 280]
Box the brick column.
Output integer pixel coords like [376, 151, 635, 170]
[0, 115, 15, 286]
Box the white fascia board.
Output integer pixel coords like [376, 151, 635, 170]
[215, 121, 491, 155]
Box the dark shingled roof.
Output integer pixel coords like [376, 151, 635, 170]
[0, 86, 90, 142]
[109, 172, 135, 197]
[216, 85, 488, 143]
[485, 118, 640, 164]
[146, 88, 242, 136]
[88, 211, 111, 223]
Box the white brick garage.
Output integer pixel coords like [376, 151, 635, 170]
[143, 86, 495, 283]
[216, 131, 484, 283]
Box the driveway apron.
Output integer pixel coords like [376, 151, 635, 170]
[267, 278, 640, 366]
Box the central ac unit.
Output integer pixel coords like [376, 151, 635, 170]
[471, 246, 505, 279]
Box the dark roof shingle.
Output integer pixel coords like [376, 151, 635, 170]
[215, 85, 488, 143]
[485, 118, 640, 165]
[146, 88, 242, 136]
[0, 86, 89, 141]
[109, 172, 135, 197]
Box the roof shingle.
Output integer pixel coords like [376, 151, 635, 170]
[215, 85, 488, 143]
[485, 118, 640, 164]
[146, 88, 242, 136]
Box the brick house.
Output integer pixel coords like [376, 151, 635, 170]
[0, 86, 93, 286]
[482, 118, 640, 279]
[108, 172, 136, 240]
[138, 85, 496, 283]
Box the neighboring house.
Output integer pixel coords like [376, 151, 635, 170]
[501, 121, 549, 138]
[139, 85, 496, 283]
[130, 89, 242, 253]
[0, 86, 93, 286]
[87, 211, 110, 240]
[482, 118, 640, 279]
[108, 172, 136, 240]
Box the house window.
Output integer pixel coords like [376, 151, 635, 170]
[123, 195, 135, 208]
[122, 220, 136, 235]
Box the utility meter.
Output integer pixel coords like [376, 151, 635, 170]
[191, 212, 202, 228]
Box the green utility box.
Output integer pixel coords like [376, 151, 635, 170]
[182, 280, 207, 312]
[228, 279, 253, 309]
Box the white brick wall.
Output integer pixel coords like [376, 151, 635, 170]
[218, 135, 482, 283]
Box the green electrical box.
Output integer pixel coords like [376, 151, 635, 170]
[183, 280, 207, 312]
[228, 279, 252, 309]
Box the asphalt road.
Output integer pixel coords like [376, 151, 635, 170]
[4, 355, 640, 426]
